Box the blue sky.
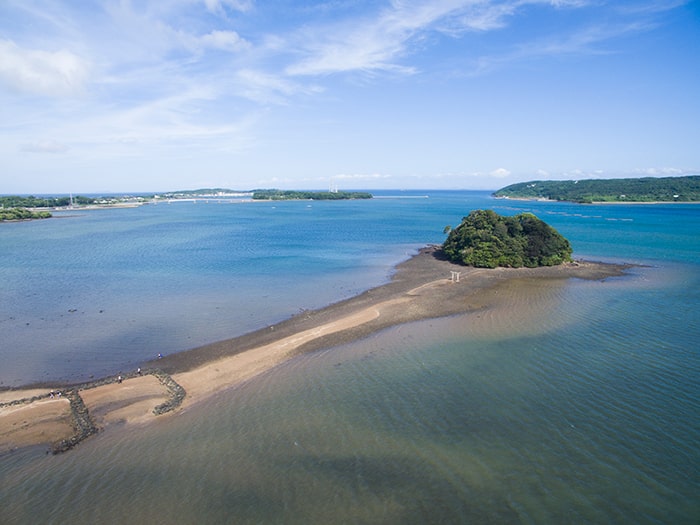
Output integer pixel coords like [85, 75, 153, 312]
[1, 0, 698, 193]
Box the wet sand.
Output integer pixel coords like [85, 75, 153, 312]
[0, 247, 630, 454]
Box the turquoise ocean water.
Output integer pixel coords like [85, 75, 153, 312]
[1, 191, 698, 523]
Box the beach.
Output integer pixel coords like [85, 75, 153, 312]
[0, 247, 629, 454]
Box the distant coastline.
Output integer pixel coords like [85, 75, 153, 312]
[493, 175, 700, 203]
[0, 188, 377, 221]
[494, 195, 700, 205]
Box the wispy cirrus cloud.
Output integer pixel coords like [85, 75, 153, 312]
[1, 0, 695, 193]
[465, 1, 691, 76]
[0, 1, 664, 106]
[614, 0, 691, 16]
[233, 69, 323, 105]
[284, 0, 595, 77]
[285, 0, 478, 76]
[282, 0, 685, 83]
[471, 18, 658, 75]
[203, 0, 253, 16]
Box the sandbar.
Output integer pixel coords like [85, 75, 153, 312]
[0, 247, 630, 454]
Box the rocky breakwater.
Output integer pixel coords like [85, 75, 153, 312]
[1, 368, 187, 454]
[51, 388, 98, 454]
[151, 369, 186, 415]
[55, 368, 186, 453]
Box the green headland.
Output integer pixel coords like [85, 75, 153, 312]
[493, 175, 700, 203]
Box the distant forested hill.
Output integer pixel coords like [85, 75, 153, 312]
[493, 175, 700, 203]
[252, 190, 372, 200]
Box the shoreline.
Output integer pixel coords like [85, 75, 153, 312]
[494, 196, 700, 204]
[0, 247, 632, 455]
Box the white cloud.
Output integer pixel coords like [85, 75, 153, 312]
[0, 39, 89, 97]
[234, 69, 322, 104]
[0, 0, 694, 193]
[203, 0, 253, 15]
[437, 2, 516, 34]
[83, 88, 248, 146]
[469, 6, 662, 76]
[286, 1, 470, 76]
[200, 30, 250, 52]
[283, 0, 598, 77]
[633, 167, 688, 176]
[489, 167, 511, 178]
[615, 0, 690, 16]
[286, 25, 410, 76]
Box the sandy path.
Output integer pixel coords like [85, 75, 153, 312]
[0, 294, 414, 452]
[174, 296, 411, 405]
[80, 375, 170, 426]
[0, 398, 73, 453]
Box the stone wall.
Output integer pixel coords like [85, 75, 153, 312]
[0, 368, 187, 454]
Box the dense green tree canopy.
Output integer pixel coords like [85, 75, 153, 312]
[252, 189, 372, 200]
[0, 195, 95, 208]
[493, 175, 700, 203]
[441, 210, 573, 268]
[0, 207, 52, 222]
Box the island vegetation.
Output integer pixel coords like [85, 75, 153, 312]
[252, 189, 372, 200]
[0, 188, 373, 212]
[0, 195, 97, 208]
[0, 191, 232, 212]
[157, 188, 250, 199]
[493, 175, 700, 203]
[441, 209, 572, 268]
[0, 207, 52, 222]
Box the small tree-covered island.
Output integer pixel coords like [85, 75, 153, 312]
[441, 210, 573, 268]
[252, 189, 372, 200]
[0, 207, 52, 222]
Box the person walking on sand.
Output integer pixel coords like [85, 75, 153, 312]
[117, 375, 122, 384]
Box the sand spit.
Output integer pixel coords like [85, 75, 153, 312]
[0, 247, 630, 455]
